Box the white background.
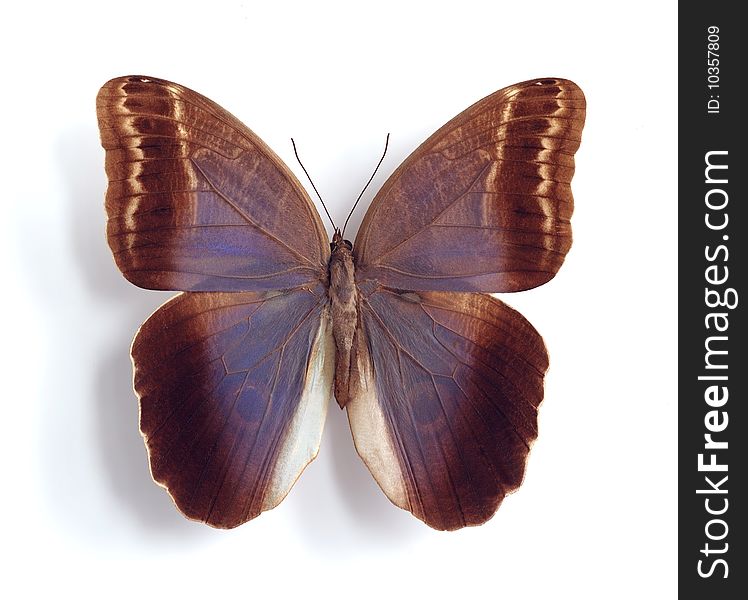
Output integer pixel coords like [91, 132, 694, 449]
[1, 1, 676, 598]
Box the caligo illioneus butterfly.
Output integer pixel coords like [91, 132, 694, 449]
[96, 76, 585, 530]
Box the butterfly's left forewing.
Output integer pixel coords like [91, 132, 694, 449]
[97, 75, 329, 292]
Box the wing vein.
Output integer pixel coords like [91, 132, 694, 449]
[373, 161, 493, 264]
[189, 155, 317, 268]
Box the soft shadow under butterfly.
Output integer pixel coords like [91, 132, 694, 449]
[97, 76, 585, 530]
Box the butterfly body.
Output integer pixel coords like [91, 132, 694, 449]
[328, 231, 360, 409]
[97, 75, 585, 530]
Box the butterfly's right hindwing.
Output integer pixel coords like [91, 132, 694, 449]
[347, 288, 548, 531]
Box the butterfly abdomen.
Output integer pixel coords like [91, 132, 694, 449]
[329, 235, 359, 408]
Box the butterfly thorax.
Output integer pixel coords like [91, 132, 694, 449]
[329, 232, 359, 408]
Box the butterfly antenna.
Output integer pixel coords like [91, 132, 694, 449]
[341, 133, 390, 238]
[291, 138, 337, 232]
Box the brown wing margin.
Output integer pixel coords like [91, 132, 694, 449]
[354, 78, 585, 293]
[133, 284, 334, 528]
[346, 285, 548, 530]
[97, 76, 329, 292]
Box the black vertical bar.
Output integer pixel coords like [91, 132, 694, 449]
[679, 4, 745, 597]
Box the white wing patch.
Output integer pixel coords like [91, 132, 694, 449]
[262, 309, 334, 510]
[346, 347, 409, 511]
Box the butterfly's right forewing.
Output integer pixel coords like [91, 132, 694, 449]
[354, 78, 585, 293]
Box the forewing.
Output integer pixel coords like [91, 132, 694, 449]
[97, 75, 329, 292]
[133, 284, 333, 528]
[354, 78, 585, 292]
[347, 285, 547, 530]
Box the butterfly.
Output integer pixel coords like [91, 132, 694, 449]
[96, 75, 585, 530]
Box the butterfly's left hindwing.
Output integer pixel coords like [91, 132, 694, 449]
[347, 288, 548, 531]
[134, 285, 333, 528]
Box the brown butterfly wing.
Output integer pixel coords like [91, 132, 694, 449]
[345, 78, 584, 529]
[97, 75, 329, 292]
[133, 284, 333, 528]
[98, 76, 336, 526]
[347, 286, 547, 530]
[354, 78, 585, 292]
